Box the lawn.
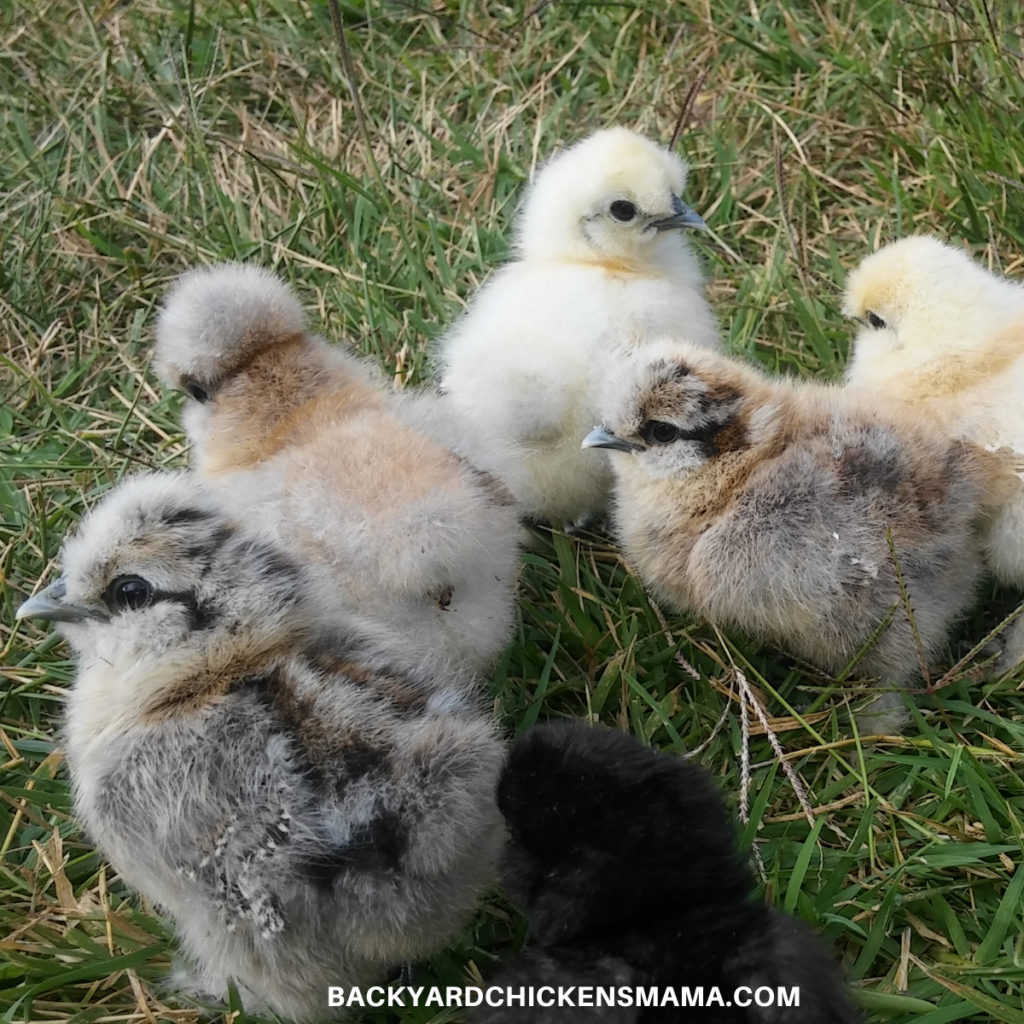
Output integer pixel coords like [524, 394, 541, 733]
[3, 0, 1024, 1021]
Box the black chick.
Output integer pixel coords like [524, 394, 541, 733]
[473, 721, 861, 1023]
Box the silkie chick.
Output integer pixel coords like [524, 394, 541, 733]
[472, 721, 862, 1023]
[586, 340, 1000, 733]
[439, 126, 721, 527]
[844, 234, 1024, 671]
[16, 472, 505, 1021]
[154, 263, 521, 678]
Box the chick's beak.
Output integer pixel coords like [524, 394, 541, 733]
[582, 426, 637, 453]
[15, 576, 106, 624]
[652, 195, 707, 232]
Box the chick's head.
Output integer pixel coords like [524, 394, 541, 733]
[584, 341, 759, 478]
[498, 722, 748, 945]
[16, 473, 303, 693]
[154, 263, 306, 402]
[516, 127, 706, 267]
[843, 235, 1024, 393]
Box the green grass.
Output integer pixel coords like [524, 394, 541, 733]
[3, 0, 1024, 1021]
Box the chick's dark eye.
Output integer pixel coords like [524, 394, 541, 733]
[181, 376, 210, 403]
[106, 575, 153, 613]
[609, 200, 637, 222]
[642, 420, 680, 444]
[865, 311, 887, 330]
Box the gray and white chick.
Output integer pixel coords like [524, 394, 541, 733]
[439, 127, 721, 527]
[586, 341, 1000, 733]
[16, 472, 505, 1021]
[154, 264, 521, 678]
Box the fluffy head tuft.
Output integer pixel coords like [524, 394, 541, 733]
[154, 264, 306, 399]
[843, 235, 1024, 390]
[592, 340, 769, 478]
[515, 127, 699, 265]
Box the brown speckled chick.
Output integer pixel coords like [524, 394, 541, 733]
[154, 264, 522, 678]
[586, 340, 1001, 733]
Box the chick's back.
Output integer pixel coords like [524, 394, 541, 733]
[80, 649, 504, 1021]
[472, 722, 861, 1024]
[695, 406, 984, 671]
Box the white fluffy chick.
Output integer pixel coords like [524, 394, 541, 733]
[587, 340, 999, 734]
[439, 126, 721, 526]
[16, 472, 504, 1022]
[154, 264, 521, 678]
[844, 235, 1024, 671]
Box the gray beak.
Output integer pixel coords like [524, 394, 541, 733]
[652, 195, 707, 232]
[15, 576, 106, 624]
[582, 426, 637, 453]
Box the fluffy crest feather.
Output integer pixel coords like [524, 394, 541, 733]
[155, 264, 306, 396]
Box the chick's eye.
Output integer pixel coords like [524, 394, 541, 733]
[609, 200, 637, 222]
[181, 376, 210, 403]
[106, 575, 153, 613]
[865, 311, 887, 330]
[642, 420, 680, 444]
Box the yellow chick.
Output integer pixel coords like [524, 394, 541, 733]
[844, 235, 1024, 670]
[439, 126, 720, 527]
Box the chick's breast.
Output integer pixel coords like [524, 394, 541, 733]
[442, 261, 715, 523]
